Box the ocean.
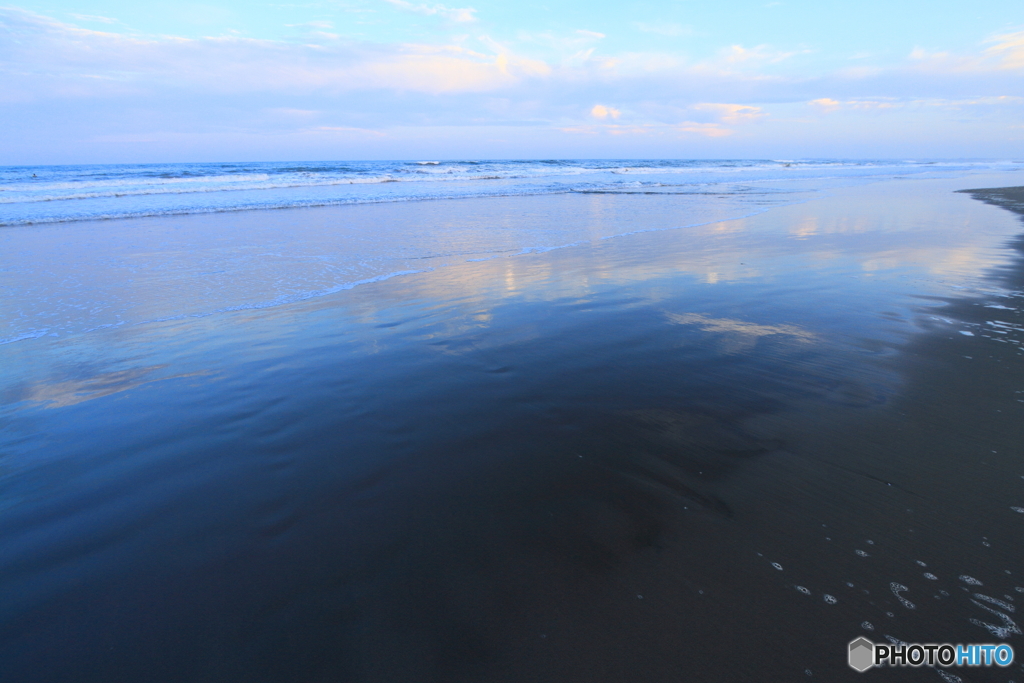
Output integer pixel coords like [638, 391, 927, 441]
[4, 159, 1021, 228]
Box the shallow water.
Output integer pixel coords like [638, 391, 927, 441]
[2, 172, 1024, 681]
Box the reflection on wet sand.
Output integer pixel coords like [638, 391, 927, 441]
[14, 365, 211, 408]
[665, 313, 817, 353]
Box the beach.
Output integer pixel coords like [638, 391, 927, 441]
[2, 166, 1024, 681]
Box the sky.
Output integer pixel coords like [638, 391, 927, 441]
[1, 0, 1023, 163]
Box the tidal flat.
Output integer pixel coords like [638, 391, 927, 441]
[2, 172, 1024, 682]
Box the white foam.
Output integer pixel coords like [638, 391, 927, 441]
[974, 594, 1015, 612]
[890, 583, 916, 609]
[969, 599, 1021, 638]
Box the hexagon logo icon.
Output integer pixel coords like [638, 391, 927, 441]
[848, 637, 875, 672]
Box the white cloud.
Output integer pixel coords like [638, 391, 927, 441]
[590, 104, 620, 119]
[906, 31, 1024, 73]
[0, 8, 546, 96]
[382, 0, 477, 23]
[560, 121, 732, 138]
[807, 96, 1024, 113]
[718, 44, 806, 66]
[692, 103, 765, 123]
[984, 31, 1024, 70]
[69, 14, 118, 24]
[809, 98, 841, 112]
[675, 122, 732, 137]
[633, 22, 692, 38]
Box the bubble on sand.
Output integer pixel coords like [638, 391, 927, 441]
[891, 583, 915, 609]
[866, 540, 874, 545]
[974, 594, 1015, 612]
[855, 550, 869, 557]
[936, 671, 963, 683]
[970, 618, 1016, 639]
[772, 562, 783, 571]
[846, 582, 855, 588]
[796, 585, 810, 595]
[924, 573, 938, 580]
[824, 594, 837, 604]
[861, 621, 874, 631]
[1012, 507, 1024, 513]
[916, 560, 927, 567]
[969, 599, 1022, 638]
[960, 575, 983, 586]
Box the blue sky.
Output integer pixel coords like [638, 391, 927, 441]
[1, 1, 1022, 162]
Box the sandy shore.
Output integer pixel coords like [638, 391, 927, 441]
[2, 177, 1024, 681]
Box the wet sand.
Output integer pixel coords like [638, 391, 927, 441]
[2, 177, 1024, 682]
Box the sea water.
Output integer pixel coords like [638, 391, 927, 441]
[2, 159, 1021, 345]
[3, 159, 1021, 227]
